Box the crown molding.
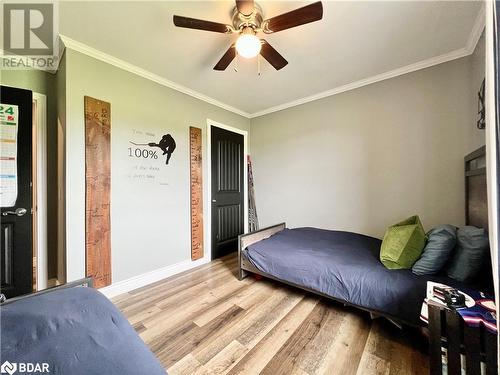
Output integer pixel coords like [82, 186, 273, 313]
[466, 3, 486, 54]
[59, 4, 485, 120]
[59, 34, 251, 118]
[249, 47, 471, 118]
[250, 4, 486, 119]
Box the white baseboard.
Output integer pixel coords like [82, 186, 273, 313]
[99, 257, 211, 299]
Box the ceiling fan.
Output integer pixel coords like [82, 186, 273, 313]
[173, 1, 323, 71]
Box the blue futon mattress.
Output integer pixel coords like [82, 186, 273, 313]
[0, 286, 166, 375]
[245, 227, 460, 326]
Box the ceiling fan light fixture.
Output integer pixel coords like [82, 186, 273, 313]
[174, 1, 323, 71]
[235, 31, 261, 58]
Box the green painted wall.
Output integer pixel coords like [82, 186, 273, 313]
[62, 48, 250, 283]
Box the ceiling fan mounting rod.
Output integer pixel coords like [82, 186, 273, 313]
[232, 3, 263, 32]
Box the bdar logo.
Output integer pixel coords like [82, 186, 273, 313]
[0, 361, 17, 375]
[0, 361, 49, 374]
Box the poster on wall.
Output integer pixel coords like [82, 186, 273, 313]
[126, 126, 201, 261]
[0, 103, 19, 207]
[130, 134, 176, 165]
[126, 127, 178, 188]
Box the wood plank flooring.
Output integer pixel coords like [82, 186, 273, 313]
[113, 254, 429, 375]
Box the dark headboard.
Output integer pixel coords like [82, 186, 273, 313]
[465, 145, 488, 230]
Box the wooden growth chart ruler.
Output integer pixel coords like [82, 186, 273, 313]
[190, 127, 203, 260]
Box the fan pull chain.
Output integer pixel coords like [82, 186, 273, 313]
[258, 54, 261, 76]
[234, 50, 239, 73]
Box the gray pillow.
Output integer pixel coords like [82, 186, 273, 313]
[412, 225, 457, 276]
[446, 226, 489, 282]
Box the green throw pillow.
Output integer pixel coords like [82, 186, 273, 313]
[380, 215, 426, 269]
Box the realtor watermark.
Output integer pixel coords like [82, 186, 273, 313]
[1, 361, 50, 374]
[2, 3, 59, 70]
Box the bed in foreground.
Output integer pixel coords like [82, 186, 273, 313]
[0, 280, 166, 375]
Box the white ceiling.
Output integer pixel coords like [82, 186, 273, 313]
[58, 1, 483, 117]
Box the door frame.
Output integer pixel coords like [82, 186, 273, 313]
[32, 92, 48, 291]
[206, 119, 248, 261]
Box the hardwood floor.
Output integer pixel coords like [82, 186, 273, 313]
[113, 254, 429, 375]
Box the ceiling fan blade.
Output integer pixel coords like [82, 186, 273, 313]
[260, 40, 288, 70]
[236, 0, 254, 16]
[214, 45, 236, 71]
[262, 1, 323, 33]
[173, 15, 231, 33]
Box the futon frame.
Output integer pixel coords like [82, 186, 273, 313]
[0, 277, 93, 306]
[238, 222, 410, 329]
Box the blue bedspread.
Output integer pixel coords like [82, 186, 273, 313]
[0, 287, 166, 375]
[246, 227, 460, 325]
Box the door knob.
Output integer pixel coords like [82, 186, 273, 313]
[2, 208, 28, 217]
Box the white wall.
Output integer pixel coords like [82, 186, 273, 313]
[485, 1, 499, 348]
[63, 49, 250, 283]
[250, 50, 484, 238]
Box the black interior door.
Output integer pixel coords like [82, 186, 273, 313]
[0, 85, 33, 298]
[211, 126, 244, 260]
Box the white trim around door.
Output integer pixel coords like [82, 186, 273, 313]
[205, 119, 249, 261]
[33, 92, 48, 291]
